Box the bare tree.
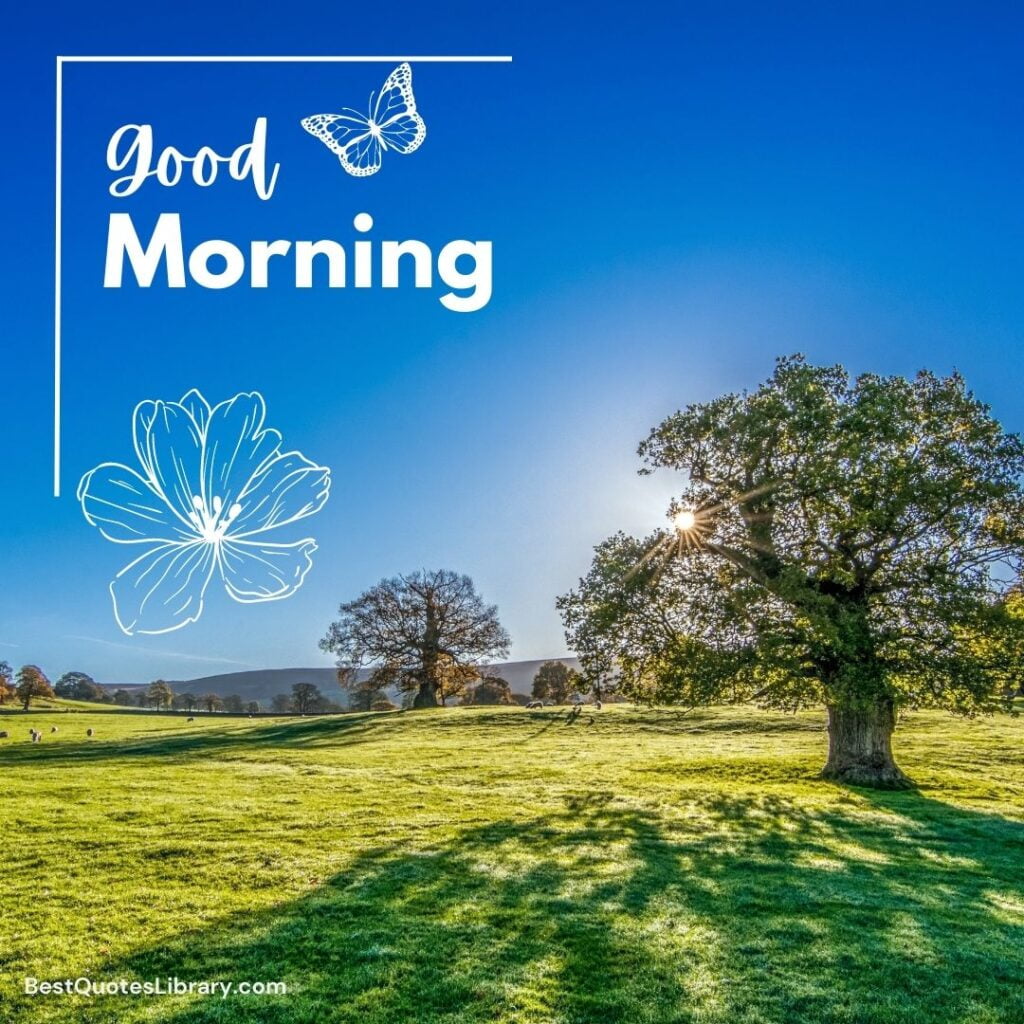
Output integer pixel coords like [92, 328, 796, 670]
[321, 570, 510, 708]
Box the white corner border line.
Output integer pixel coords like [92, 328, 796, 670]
[53, 54, 513, 498]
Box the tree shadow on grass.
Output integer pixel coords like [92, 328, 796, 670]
[0, 707, 826, 772]
[38, 788, 1024, 1024]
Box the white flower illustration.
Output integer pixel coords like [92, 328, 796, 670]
[78, 389, 331, 635]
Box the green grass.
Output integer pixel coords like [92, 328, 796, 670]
[1, 702, 1021, 1024]
[11, 696, 136, 711]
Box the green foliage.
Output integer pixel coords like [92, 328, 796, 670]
[200, 693, 224, 713]
[146, 680, 174, 709]
[531, 661, 580, 704]
[467, 676, 515, 705]
[343, 669, 387, 712]
[969, 588, 1024, 697]
[291, 682, 325, 714]
[561, 357, 1024, 720]
[270, 693, 293, 713]
[55, 671, 106, 702]
[0, 702, 1021, 1024]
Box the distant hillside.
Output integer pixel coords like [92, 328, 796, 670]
[171, 667, 344, 703]
[120, 659, 580, 706]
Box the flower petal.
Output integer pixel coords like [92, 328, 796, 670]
[110, 541, 216, 635]
[136, 401, 205, 524]
[179, 388, 212, 432]
[78, 462, 188, 544]
[132, 400, 159, 477]
[229, 451, 331, 537]
[219, 538, 317, 603]
[202, 392, 284, 510]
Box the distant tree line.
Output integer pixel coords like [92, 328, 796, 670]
[0, 663, 112, 710]
[268, 683, 344, 715]
[132, 680, 264, 714]
[0, 664, 271, 714]
[1, 648, 619, 719]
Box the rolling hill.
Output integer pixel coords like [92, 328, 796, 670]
[118, 658, 581, 705]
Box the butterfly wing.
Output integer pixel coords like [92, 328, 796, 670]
[300, 112, 383, 177]
[338, 132, 384, 177]
[300, 63, 423, 178]
[372, 63, 427, 155]
[300, 112, 369, 154]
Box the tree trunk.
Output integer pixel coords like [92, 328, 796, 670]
[412, 681, 440, 708]
[413, 598, 443, 709]
[821, 700, 914, 789]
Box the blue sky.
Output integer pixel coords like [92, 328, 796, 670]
[1, 2, 1023, 684]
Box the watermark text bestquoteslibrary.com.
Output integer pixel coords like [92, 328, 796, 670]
[24, 976, 287, 999]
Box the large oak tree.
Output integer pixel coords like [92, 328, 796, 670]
[559, 357, 1024, 788]
[321, 569, 510, 708]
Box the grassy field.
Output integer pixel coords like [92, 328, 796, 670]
[0, 701, 1021, 1024]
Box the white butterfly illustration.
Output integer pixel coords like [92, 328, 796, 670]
[300, 63, 427, 177]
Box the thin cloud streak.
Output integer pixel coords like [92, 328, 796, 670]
[63, 635, 256, 668]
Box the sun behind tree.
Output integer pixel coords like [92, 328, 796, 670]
[559, 356, 1024, 788]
